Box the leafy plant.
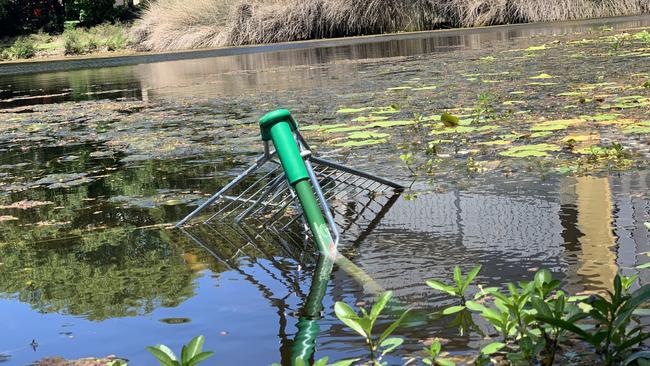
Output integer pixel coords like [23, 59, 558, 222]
[472, 93, 497, 124]
[334, 291, 409, 365]
[427, 265, 481, 307]
[537, 276, 650, 365]
[1, 36, 36, 60]
[422, 340, 455, 366]
[147, 335, 214, 366]
[531, 291, 585, 365]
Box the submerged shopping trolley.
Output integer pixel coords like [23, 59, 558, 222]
[177, 109, 404, 257]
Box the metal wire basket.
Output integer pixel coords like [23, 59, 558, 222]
[177, 109, 403, 254]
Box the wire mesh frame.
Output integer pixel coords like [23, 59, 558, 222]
[177, 131, 404, 246]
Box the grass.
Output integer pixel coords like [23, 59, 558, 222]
[64, 23, 131, 55]
[0, 23, 131, 61]
[133, 0, 649, 50]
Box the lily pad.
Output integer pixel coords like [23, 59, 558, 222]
[347, 132, 390, 140]
[352, 116, 389, 123]
[336, 107, 372, 114]
[499, 143, 561, 157]
[302, 123, 347, 131]
[530, 119, 583, 131]
[530, 73, 555, 79]
[334, 138, 387, 147]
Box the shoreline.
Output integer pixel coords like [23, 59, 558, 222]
[1, 13, 649, 76]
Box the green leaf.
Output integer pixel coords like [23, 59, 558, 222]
[379, 337, 403, 355]
[181, 346, 188, 365]
[637, 262, 650, 269]
[426, 280, 457, 296]
[633, 308, 650, 316]
[313, 357, 329, 366]
[616, 332, 650, 353]
[624, 351, 650, 365]
[146, 346, 177, 366]
[614, 285, 650, 330]
[187, 352, 213, 366]
[436, 358, 456, 366]
[379, 308, 410, 344]
[185, 335, 205, 362]
[453, 266, 463, 289]
[334, 302, 367, 338]
[644, 222, 650, 231]
[370, 291, 392, 322]
[531, 296, 553, 318]
[480, 342, 506, 355]
[534, 269, 552, 286]
[535, 316, 592, 341]
[462, 265, 482, 292]
[294, 357, 307, 366]
[328, 358, 361, 366]
[441, 305, 465, 315]
[428, 340, 441, 357]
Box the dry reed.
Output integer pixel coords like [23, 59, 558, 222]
[133, 0, 650, 50]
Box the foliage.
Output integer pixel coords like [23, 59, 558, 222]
[452, 268, 650, 366]
[147, 335, 214, 366]
[537, 276, 650, 365]
[334, 291, 409, 365]
[0, 0, 64, 35]
[422, 340, 456, 366]
[0, 227, 196, 320]
[63, 23, 130, 55]
[65, 0, 116, 26]
[472, 93, 497, 124]
[1, 36, 36, 60]
[427, 264, 481, 306]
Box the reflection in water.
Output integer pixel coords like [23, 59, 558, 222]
[0, 14, 649, 366]
[2, 15, 650, 108]
[0, 227, 196, 320]
[575, 176, 618, 292]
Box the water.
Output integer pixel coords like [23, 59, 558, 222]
[0, 15, 649, 365]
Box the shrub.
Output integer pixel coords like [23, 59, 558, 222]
[1, 36, 36, 60]
[63, 23, 131, 55]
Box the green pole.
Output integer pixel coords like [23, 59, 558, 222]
[291, 255, 334, 365]
[260, 109, 335, 256]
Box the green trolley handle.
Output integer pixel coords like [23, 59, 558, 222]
[259, 109, 335, 256]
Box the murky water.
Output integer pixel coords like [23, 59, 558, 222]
[0, 15, 649, 366]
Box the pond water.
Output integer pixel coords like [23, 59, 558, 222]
[0, 15, 649, 366]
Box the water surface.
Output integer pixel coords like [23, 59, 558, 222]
[0, 15, 649, 365]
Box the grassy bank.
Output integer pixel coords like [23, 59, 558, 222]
[0, 23, 131, 62]
[133, 0, 650, 51]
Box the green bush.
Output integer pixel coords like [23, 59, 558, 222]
[1, 36, 36, 60]
[63, 28, 85, 55]
[91, 23, 130, 51]
[63, 23, 130, 55]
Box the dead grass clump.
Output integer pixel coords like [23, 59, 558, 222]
[133, 0, 650, 51]
[457, 0, 648, 26]
[131, 0, 236, 51]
